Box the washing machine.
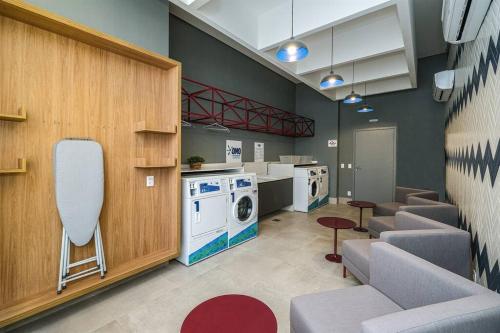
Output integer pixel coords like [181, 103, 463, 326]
[227, 173, 258, 247]
[317, 166, 329, 207]
[293, 166, 320, 212]
[177, 174, 229, 266]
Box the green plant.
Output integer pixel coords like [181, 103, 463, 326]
[187, 156, 205, 164]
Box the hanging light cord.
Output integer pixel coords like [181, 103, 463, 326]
[351, 62, 355, 92]
[330, 27, 334, 73]
[291, 0, 294, 38]
[365, 82, 367, 102]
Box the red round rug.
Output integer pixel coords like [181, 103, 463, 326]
[181, 294, 278, 333]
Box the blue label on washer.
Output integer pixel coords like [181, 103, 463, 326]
[200, 183, 220, 193]
[236, 179, 251, 188]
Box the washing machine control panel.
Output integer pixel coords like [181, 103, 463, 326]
[236, 178, 252, 188]
[309, 170, 318, 177]
[188, 179, 226, 197]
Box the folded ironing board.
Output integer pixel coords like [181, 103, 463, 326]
[53, 139, 106, 293]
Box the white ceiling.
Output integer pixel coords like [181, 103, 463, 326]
[169, 0, 445, 101]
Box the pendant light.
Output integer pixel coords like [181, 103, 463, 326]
[276, 0, 309, 62]
[320, 26, 344, 89]
[343, 62, 363, 104]
[357, 82, 374, 112]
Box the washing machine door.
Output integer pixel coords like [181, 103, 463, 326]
[309, 179, 319, 198]
[233, 194, 255, 225]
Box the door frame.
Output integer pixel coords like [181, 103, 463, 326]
[352, 126, 397, 201]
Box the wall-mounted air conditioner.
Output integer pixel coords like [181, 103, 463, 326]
[442, 0, 492, 44]
[433, 70, 455, 102]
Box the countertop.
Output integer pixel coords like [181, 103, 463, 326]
[256, 175, 293, 184]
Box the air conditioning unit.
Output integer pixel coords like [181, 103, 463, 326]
[442, 0, 492, 44]
[433, 70, 455, 102]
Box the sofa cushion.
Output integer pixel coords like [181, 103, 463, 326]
[291, 285, 402, 333]
[373, 202, 402, 216]
[343, 239, 382, 282]
[368, 216, 395, 237]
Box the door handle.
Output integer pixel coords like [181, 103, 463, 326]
[355, 166, 362, 171]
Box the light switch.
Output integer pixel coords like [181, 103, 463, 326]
[348, 163, 352, 169]
[341, 163, 345, 168]
[146, 176, 155, 187]
[347, 190, 352, 197]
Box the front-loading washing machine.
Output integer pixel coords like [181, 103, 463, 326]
[293, 166, 320, 212]
[317, 166, 329, 207]
[227, 173, 258, 247]
[177, 174, 229, 266]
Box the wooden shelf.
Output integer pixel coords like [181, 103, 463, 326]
[0, 158, 26, 174]
[134, 158, 176, 169]
[0, 108, 26, 122]
[134, 121, 176, 134]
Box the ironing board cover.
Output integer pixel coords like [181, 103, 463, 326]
[53, 139, 104, 246]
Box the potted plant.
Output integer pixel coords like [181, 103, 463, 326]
[187, 156, 205, 170]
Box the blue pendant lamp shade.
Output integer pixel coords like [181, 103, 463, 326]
[320, 26, 344, 89]
[357, 82, 374, 112]
[343, 62, 363, 104]
[276, 0, 309, 62]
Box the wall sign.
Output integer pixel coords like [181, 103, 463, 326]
[328, 139, 338, 148]
[254, 142, 264, 162]
[226, 140, 242, 163]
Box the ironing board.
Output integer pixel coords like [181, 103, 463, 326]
[53, 139, 106, 293]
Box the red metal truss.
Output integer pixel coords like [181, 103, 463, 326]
[182, 77, 314, 137]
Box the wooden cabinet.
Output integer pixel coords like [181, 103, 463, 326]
[0, 0, 181, 327]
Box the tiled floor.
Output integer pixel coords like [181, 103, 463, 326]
[11, 204, 371, 333]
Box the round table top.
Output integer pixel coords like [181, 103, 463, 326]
[317, 217, 356, 229]
[347, 200, 376, 208]
[181, 294, 278, 333]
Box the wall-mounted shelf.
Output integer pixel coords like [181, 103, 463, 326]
[0, 108, 27, 122]
[134, 121, 176, 134]
[134, 157, 176, 169]
[0, 158, 27, 174]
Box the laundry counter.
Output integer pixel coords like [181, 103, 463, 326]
[257, 176, 293, 217]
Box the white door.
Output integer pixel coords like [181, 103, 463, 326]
[191, 194, 227, 237]
[353, 127, 396, 203]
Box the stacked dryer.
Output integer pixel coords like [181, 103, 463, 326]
[293, 166, 320, 212]
[317, 166, 329, 207]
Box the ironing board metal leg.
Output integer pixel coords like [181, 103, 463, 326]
[97, 222, 107, 273]
[57, 229, 66, 294]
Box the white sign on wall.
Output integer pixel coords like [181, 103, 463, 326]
[226, 140, 242, 163]
[254, 142, 264, 162]
[328, 139, 338, 148]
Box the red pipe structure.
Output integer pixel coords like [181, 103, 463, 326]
[182, 77, 314, 137]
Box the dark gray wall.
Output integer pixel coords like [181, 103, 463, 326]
[25, 0, 170, 56]
[339, 54, 447, 200]
[170, 15, 297, 163]
[294, 85, 339, 197]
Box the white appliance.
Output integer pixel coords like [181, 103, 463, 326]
[433, 70, 455, 102]
[178, 174, 229, 266]
[442, 0, 492, 44]
[317, 166, 329, 207]
[228, 173, 258, 247]
[293, 167, 320, 212]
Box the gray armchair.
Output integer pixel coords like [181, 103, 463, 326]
[290, 243, 500, 333]
[342, 212, 471, 284]
[373, 186, 439, 216]
[368, 197, 458, 238]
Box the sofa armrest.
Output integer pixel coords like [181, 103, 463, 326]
[394, 211, 454, 230]
[395, 186, 423, 203]
[361, 293, 500, 333]
[408, 190, 439, 202]
[400, 205, 459, 227]
[369, 243, 483, 310]
[380, 229, 471, 278]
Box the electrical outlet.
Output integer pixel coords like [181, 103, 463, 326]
[340, 163, 345, 168]
[347, 190, 352, 197]
[348, 163, 352, 169]
[146, 176, 155, 187]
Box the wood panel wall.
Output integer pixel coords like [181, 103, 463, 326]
[0, 1, 181, 326]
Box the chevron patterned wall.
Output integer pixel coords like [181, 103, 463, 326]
[445, 0, 500, 292]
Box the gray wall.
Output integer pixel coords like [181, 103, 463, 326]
[338, 54, 447, 200]
[25, 0, 170, 56]
[294, 85, 339, 197]
[170, 15, 297, 163]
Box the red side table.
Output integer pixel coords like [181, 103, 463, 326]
[317, 217, 356, 263]
[347, 200, 376, 232]
[181, 294, 277, 333]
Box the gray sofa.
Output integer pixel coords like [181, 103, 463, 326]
[342, 212, 471, 284]
[373, 186, 439, 216]
[368, 197, 458, 238]
[290, 243, 500, 333]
